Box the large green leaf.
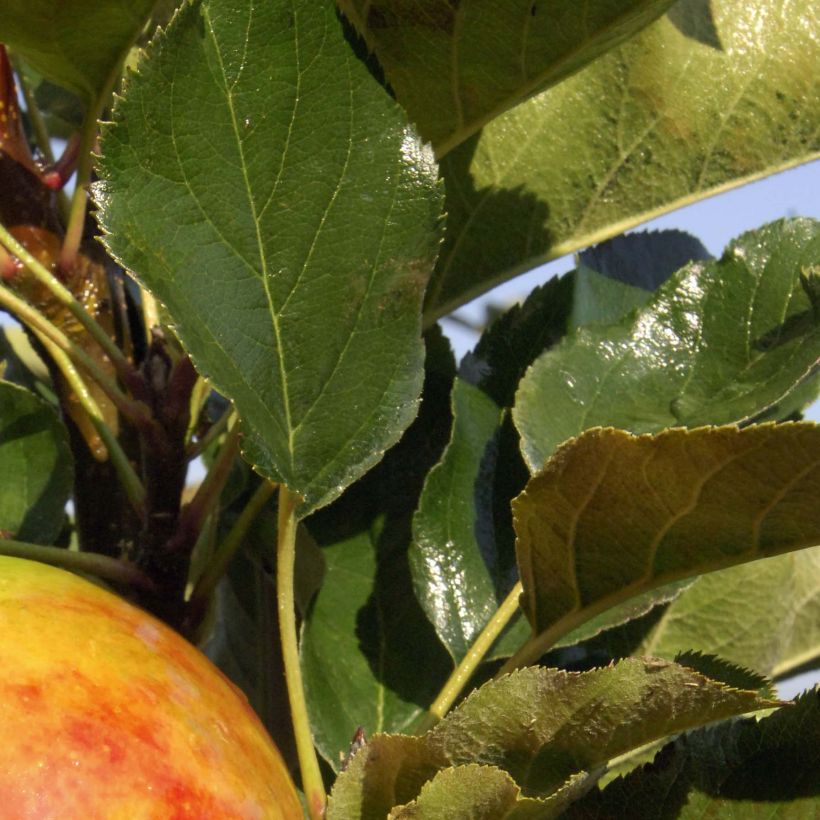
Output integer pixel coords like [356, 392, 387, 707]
[327, 659, 776, 819]
[0, 0, 156, 100]
[97, 0, 443, 515]
[513, 424, 820, 663]
[337, 0, 676, 155]
[464, 228, 709, 409]
[301, 329, 454, 769]
[514, 219, 820, 472]
[566, 690, 820, 818]
[426, 0, 820, 318]
[634, 547, 820, 682]
[0, 381, 72, 544]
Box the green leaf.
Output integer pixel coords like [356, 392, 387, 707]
[0, 381, 72, 543]
[388, 765, 549, 819]
[327, 658, 777, 819]
[410, 379, 506, 662]
[461, 274, 575, 409]
[338, 0, 676, 155]
[570, 230, 711, 328]
[301, 526, 450, 770]
[514, 219, 820, 472]
[96, 0, 443, 516]
[566, 690, 820, 818]
[634, 547, 820, 682]
[301, 329, 455, 769]
[0, 0, 156, 100]
[426, 0, 820, 318]
[672, 651, 774, 698]
[431, 230, 711, 664]
[513, 424, 820, 661]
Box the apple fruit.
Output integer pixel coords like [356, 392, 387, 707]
[0, 556, 303, 818]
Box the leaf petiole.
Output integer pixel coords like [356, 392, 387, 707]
[277, 485, 326, 820]
[418, 581, 524, 731]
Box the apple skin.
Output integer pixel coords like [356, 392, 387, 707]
[0, 556, 303, 819]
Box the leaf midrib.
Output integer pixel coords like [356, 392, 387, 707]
[203, 2, 297, 475]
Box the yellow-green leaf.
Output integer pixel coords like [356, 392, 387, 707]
[426, 0, 819, 318]
[327, 658, 777, 819]
[513, 424, 820, 663]
[338, 0, 676, 155]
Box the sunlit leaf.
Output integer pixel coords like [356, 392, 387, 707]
[338, 0, 676, 155]
[410, 379, 506, 662]
[388, 765, 549, 819]
[426, 0, 819, 318]
[97, 0, 443, 515]
[327, 658, 776, 819]
[635, 547, 820, 682]
[514, 424, 820, 660]
[566, 690, 820, 818]
[514, 219, 820, 472]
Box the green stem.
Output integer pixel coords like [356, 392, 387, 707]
[0, 221, 133, 380]
[58, 63, 120, 271]
[0, 279, 151, 427]
[184, 375, 210, 448]
[188, 479, 277, 613]
[186, 400, 231, 459]
[277, 485, 325, 820]
[34, 331, 145, 515]
[174, 415, 240, 556]
[11, 58, 56, 166]
[0, 538, 156, 591]
[417, 582, 523, 732]
[9, 52, 70, 218]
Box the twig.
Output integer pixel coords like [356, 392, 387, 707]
[0, 279, 151, 427]
[0, 538, 156, 591]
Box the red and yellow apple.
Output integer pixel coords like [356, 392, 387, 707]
[0, 556, 302, 818]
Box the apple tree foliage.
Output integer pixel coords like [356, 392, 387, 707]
[0, 0, 819, 816]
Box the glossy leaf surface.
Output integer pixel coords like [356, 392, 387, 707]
[327, 659, 775, 819]
[97, 0, 443, 515]
[426, 0, 820, 318]
[0, 381, 72, 543]
[569, 230, 710, 328]
[410, 379, 505, 661]
[515, 219, 820, 472]
[0, 0, 156, 100]
[425, 229, 713, 663]
[338, 0, 675, 154]
[514, 424, 820, 657]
